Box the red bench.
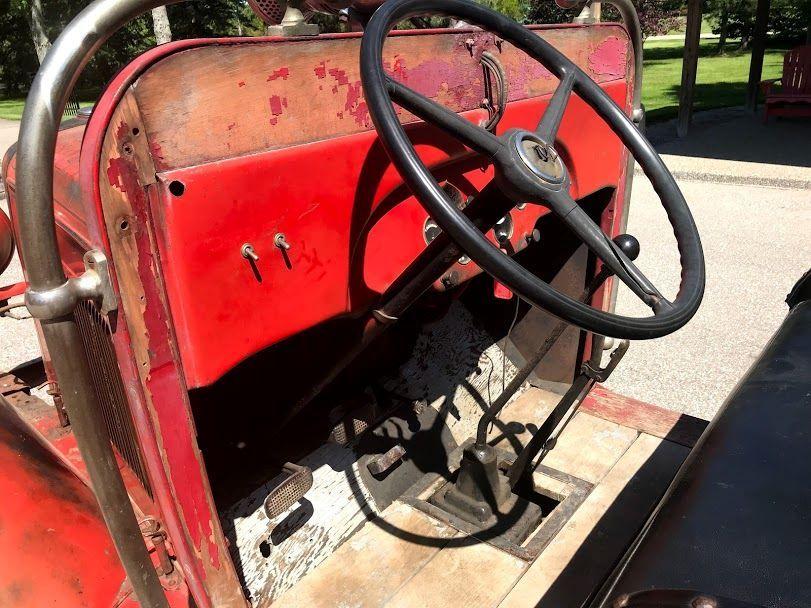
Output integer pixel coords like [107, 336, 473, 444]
[761, 45, 811, 123]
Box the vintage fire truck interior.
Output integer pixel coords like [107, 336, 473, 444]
[2, 0, 811, 606]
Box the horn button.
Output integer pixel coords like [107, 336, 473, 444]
[517, 136, 565, 184]
[495, 130, 568, 202]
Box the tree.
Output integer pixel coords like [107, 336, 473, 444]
[526, 0, 683, 37]
[151, 6, 173, 45]
[27, 0, 52, 62]
[706, 0, 811, 51]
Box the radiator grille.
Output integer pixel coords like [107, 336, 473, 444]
[75, 300, 153, 498]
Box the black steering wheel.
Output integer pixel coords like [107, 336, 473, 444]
[360, 0, 705, 339]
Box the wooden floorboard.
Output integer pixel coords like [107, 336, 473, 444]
[275, 389, 689, 608]
[490, 387, 639, 484]
[497, 434, 689, 608]
[273, 501, 457, 608]
[385, 535, 527, 608]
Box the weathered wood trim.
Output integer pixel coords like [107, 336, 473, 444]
[99, 90, 247, 607]
[582, 385, 707, 448]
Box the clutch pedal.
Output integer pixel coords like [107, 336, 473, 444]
[263, 462, 313, 519]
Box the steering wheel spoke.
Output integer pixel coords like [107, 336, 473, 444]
[536, 69, 576, 143]
[362, 0, 705, 339]
[547, 191, 667, 311]
[386, 77, 503, 158]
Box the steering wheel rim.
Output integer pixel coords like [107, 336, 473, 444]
[360, 0, 705, 340]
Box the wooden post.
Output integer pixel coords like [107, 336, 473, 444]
[677, 0, 703, 137]
[745, 0, 772, 112]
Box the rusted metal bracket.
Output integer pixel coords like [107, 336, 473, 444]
[0, 373, 28, 397]
[582, 339, 630, 382]
[139, 518, 174, 577]
[24, 250, 117, 320]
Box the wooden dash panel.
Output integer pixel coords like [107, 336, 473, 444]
[132, 26, 630, 171]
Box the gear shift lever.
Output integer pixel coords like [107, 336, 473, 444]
[433, 235, 640, 526]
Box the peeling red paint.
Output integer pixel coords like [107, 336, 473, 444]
[237, 80, 246, 87]
[227, 122, 236, 131]
[405, 59, 482, 109]
[455, 31, 498, 61]
[149, 141, 167, 171]
[267, 67, 290, 81]
[588, 36, 628, 78]
[383, 55, 408, 81]
[509, 61, 555, 101]
[323, 67, 372, 127]
[313, 61, 327, 79]
[328, 67, 350, 86]
[268, 95, 288, 126]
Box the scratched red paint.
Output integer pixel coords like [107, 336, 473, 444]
[403, 59, 482, 109]
[238, 80, 246, 87]
[267, 67, 290, 81]
[268, 95, 288, 125]
[509, 61, 554, 101]
[588, 36, 628, 78]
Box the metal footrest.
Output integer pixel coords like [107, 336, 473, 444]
[263, 462, 313, 519]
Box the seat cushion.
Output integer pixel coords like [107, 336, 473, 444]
[600, 299, 811, 608]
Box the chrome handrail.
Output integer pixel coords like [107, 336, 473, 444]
[16, 1, 180, 606]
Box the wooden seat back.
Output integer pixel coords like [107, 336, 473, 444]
[781, 45, 811, 97]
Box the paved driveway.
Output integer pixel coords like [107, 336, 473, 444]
[0, 120, 41, 374]
[605, 110, 811, 420]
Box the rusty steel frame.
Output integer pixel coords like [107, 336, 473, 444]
[14, 0, 644, 606]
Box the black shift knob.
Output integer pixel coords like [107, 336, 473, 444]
[612, 233, 640, 261]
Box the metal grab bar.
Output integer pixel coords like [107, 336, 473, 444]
[16, 0, 184, 606]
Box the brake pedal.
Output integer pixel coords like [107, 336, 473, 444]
[263, 462, 313, 519]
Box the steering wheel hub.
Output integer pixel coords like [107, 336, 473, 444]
[514, 132, 565, 185]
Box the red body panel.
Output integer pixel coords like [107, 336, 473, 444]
[0, 398, 126, 607]
[156, 85, 627, 386]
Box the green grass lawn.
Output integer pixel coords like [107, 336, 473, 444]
[642, 38, 789, 123]
[0, 99, 26, 121]
[666, 16, 716, 35]
[0, 98, 94, 121]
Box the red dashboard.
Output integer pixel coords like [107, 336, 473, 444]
[4, 26, 632, 388]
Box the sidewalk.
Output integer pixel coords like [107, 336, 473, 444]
[606, 108, 811, 420]
[643, 107, 811, 189]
